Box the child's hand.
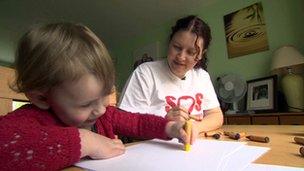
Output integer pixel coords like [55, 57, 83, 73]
[90, 134, 125, 159]
[79, 129, 125, 159]
[190, 122, 199, 144]
[165, 121, 198, 145]
[165, 106, 189, 121]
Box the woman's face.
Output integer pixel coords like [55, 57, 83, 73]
[167, 30, 204, 79]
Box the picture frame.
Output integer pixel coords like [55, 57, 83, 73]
[133, 41, 160, 63]
[223, 2, 269, 58]
[246, 75, 277, 112]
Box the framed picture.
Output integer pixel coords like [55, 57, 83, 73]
[223, 2, 269, 58]
[133, 41, 160, 63]
[246, 75, 277, 112]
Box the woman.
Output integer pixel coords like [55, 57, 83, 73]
[118, 15, 223, 133]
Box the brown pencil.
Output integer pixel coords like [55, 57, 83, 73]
[246, 135, 270, 143]
[294, 136, 304, 145]
[204, 132, 221, 139]
[224, 132, 240, 140]
[205, 131, 223, 136]
[224, 131, 245, 137]
[300, 146, 304, 157]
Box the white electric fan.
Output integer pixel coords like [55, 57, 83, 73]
[216, 74, 247, 114]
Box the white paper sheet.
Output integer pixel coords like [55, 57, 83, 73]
[75, 139, 247, 171]
[246, 163, 304, 171]
[219, 145, 269, 171]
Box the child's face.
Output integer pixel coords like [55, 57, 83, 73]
[46, 74, 108, 129]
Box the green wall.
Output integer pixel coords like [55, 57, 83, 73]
[112, 24, 171, 91]
[1, 0, 303, 92]
[113, 0, 304, 92]
[0, 26, 18, 67]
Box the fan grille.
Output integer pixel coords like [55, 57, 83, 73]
[216, 74, 247, 103]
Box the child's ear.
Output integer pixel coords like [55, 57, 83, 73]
[25, 91, 50, 110]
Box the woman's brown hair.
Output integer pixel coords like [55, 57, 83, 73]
[169, 15, 212, 70]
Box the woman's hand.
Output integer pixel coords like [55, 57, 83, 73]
[166, 106, 204, 122]
[79, 129, 125, 159]
[165, 106, 190, 121]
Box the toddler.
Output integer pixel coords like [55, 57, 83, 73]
[0, 23, 191, 170]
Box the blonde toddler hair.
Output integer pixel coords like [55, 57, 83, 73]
[13, 23, 115, 96]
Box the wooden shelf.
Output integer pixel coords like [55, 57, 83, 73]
[224, 112, 304, 125]
[0, 66, 28, 115]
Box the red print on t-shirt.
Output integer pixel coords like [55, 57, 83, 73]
[165, 93, 203, 113]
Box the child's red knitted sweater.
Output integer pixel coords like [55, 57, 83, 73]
[0, 104, 169, 170]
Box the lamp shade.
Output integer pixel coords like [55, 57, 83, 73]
[271, 45, 304, 112]
[271, 45, 304, 72]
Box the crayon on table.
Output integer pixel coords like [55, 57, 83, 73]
[224, 131, 245, 138]
[224, 131, 240, 140]
[300, 147, 304, 157]
[204, 132, 221, 139]
[246, 135, 270, 143]
[184, 120, 192, 151]
[238, 132, 246, 138]
[223, 131, 236, 136]
[223, 131, 232, 136]
[212, 133, 221, 139]
[228, 133, 240, 140]
[205, 131, 223, 136]
[294, 136, 304, 145]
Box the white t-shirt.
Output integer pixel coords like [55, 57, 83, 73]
[118, 60, 219, 117]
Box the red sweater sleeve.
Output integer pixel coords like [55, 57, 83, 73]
[103, 106, 170, 140]
[0, 105, 81, 171]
